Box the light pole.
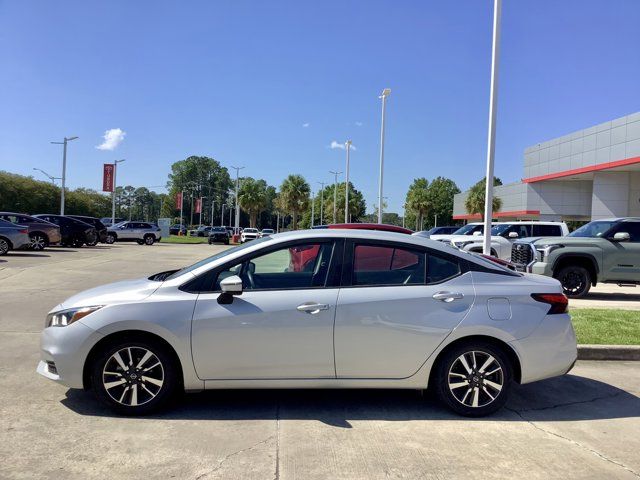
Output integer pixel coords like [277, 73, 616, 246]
[377, 88, 391, 224]
[329, 170, 341, 224]
[483, 0, 502, 255]
[231, 166, 245, 235]
[210, 199, 215, 226]
[310, 190, 315, 228]
[50, 136, 78, 215]
[344, 140, 352, 223]
[33, 168, 61, 184]
[111, 159, 126, 225]
[317, 181, 326, 225]
[221, 204, 226, 226]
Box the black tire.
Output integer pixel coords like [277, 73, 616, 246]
[556, 265, 591, 298]
[433, 342, 512, 417]
[208, 238, 213, 245]
[90, 338, 180, 415]
[86, 239, 99, 247]
[136, 239, 145, 245]
[0, 237, 10, 256]
[29, 233, 48, 251]
[144, 234, 155, 246]
[72, 238, 84, 248]
[106, 234, 116, 244]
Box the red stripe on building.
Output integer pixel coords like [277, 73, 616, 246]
[523, 155, 640, 183]
[453, 210, 540, 220]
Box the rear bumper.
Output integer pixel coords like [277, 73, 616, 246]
[511, 313, 578, 384]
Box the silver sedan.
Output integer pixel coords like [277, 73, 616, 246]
[37, 229, 577, 416]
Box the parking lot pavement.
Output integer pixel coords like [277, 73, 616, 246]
[1, 244, 640, 479]
[570, 283, 640, 310]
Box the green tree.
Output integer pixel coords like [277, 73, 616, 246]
[427, 176, 460, 227]
[238, 177, 268, 228]
[278, 174, 310, 230]
[405, 178, 431, 230]
[464, 177, 503, 220]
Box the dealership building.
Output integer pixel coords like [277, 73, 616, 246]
[452, 111, 640, 222]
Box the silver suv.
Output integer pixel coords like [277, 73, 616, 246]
[106, 221, 162, 245]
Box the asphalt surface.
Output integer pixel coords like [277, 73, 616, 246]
[1, 243, 639, 479]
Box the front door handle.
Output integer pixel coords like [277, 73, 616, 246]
[296, 302, 330, 314]
[432, 291, 464, 302]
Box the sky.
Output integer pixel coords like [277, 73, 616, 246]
[1, 0, 639, 214]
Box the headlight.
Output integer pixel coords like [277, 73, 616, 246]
[456, 241, 476, 249]
[46, 306, 103, 328]
[535, 244, 563, 262]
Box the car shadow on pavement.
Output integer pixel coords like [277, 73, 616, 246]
[60, 373, 640, 427]
[583, 292, 640, 302]
[47, 249, 78, 253]
[7, 253, 50, 258]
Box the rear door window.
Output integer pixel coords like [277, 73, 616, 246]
[352, 243, 425, 286]
[533, 224, 562, 236]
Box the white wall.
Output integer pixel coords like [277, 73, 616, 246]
[591, 172, 630, 219]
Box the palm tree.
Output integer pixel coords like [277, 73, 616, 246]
[406, 178, 431, 230]
[279, 174, 310, 229]
[238, 178, 268, 228]
[464, 177, 502, 220]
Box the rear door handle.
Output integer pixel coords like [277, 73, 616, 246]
[432, 291, 464, 302]
[296, 302, 330, 314]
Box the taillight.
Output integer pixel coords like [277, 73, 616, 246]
[531, 293, 568, 314]
[20, 229, 28, 234]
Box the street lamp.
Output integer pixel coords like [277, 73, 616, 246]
[33, 168, 61, 184]
[482, 0, 502, 255]
[329, 170, 342, 224]
[221, 204, 226, 226]
[50, 136, 78, 215]
[317, 181, 326, 225]
[377, 88, 391, 223]
[344, 140, 352, 223]
[231, 166, 245, 234]
[111, 159, 126, 225]
[310, 190, 315, 228]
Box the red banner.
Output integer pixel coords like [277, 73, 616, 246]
[175, 192, 183, 210]
[195, 197, 202, 214]
[102, 164, 114, 192]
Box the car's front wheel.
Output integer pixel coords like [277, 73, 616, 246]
[433, 342, 512, 417]
[0, 237, 10, 255]
[144, 234, 155, 245]
[556, 265, 591, 298]
[90, 339, 179, 415]
[105, 234, 116, 244]
[29, 233, 48, 251]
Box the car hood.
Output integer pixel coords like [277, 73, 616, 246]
[56, 277, 162, 310]
[516, 236, 604, 247]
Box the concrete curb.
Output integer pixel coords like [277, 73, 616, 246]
[578, 344, 640, 361]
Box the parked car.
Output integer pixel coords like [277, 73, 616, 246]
[100, 217, 125, 227]
[208, 226, 230, 245]
[259, 228, 275, 238]
[413, 226, 460, 237]
[0, 212, 61, 250]
[106, 221, 162, 245]
[511, 217, 640, 297]
[190, 226, 212, 237]
[430, 222, 497, 242]
[68, 215, 108, 244]
[0, 218, 30, 255]
[446, 222, 569, 260]
[38, 229, 576, 416]
[169, 224, 187, 235]
[240, 227, 260, 243]
[313, 223, 414, 234]
[32, 214, 98, 248]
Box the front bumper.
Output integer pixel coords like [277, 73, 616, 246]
[510, 313, 578, 384]
[37, 321, 103, 389]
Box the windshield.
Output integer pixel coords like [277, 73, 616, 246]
[165, 236, 272, 280]
[112, 221, 127, 228]
[569, 221, 619, 237]
[262, 229, 274, 233]
[452, 224, 480, 235]
[212, 227, 226, 232]
[245, 228, 258, 233]
[490, 224, 513, 235]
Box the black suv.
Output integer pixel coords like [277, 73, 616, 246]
[32, 214, 98, 248]
[208, 226, 230, 245]
[68, 215, 108, 244]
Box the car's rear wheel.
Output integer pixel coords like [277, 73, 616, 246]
[72, 238, 84, 248]
[29, 233, 48, 251]
[144, 234, 155, 245]
[106, 234, 116, 244]
[90, 339, 179, 415]
[556, 265, 591, 298]
[433, 342, 512, 417]
[0, 237, 10, 255]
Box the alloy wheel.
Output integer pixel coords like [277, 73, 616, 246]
[448, 350, 504, 408]
[30, 234, 46, 251]
[102, 346, 165, 407]
[0, 238, 8, 255]
[561, 270, 585, 295]
[144, 236, 154, 245]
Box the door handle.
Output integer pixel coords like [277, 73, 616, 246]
[296, 302, 330, 314]
[432, 291, 464, 302]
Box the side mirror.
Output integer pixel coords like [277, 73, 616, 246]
[218, 275, 243, 304]
[612, 232, 630, 242]
[508, 232, 519, 239]
[472, 231, 482, 236]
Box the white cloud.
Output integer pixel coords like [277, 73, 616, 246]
[355, 121, 363, 127]
[302, 122, 310, 128]
[96, 128, 126, 151]
[329, 140, 356, 151]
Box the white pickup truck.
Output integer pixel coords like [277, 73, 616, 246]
[436, 221, 569, 260]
